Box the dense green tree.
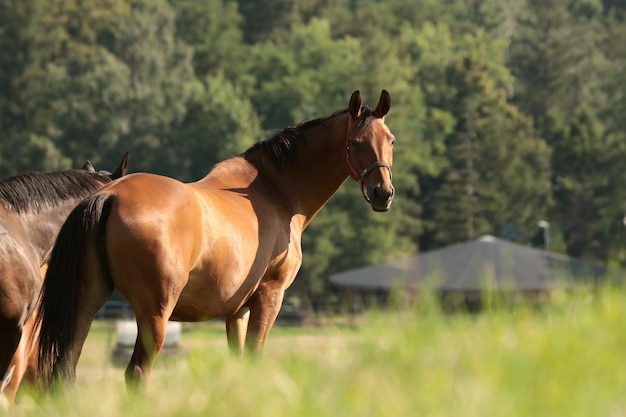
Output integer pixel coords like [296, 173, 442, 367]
[401, 23, 533, 250]
[237, 0, 293, 42]
[603, 0, 626, 19]
[162, 72, 262, 181]
[600, 2, 626, 143]
[545, 104, 626, 261]
[0, 130, 71, 175]
[598, 4, 626, 265]
[237, 0, 334, 43]
[508, 0, 619, 260]
[0, 0, 130, 175]
[508, 0, 603, 132]
[170, 0, 251, 87]
[44, 48, 132, 165]
[45, 0, 196, 173]
[0, 1, 44, 130]
[250, 18, 367, 130]
[424, 54, 552, 246]
[0, 0, 64, 174]
[327, 0, 510, 41]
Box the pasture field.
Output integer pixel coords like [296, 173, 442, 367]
[10, 288, 626, 416]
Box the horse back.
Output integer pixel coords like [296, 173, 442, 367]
[100, 173, 203, 261]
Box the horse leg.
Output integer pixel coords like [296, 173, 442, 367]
[225, 306, 250, 355]
[125, 314, 171, 390]
[120, 268, 182, 390]
[20, 264, 48, 385]
[0, 315, 23, 406]
[8, 264, 49, 397]
[19, 305, 40, 386]
[2, 294, 44, 403]
[2, 318, 32, 404]
[245, 282, 286, 355]
[1, 265, 43, 404]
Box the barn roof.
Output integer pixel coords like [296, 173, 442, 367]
[329, 235, 607, 291]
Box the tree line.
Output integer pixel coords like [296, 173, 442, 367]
[1, 0, 625, 303]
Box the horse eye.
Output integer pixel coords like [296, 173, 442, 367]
[350, 138, 361, 146]
[390, 137, 396, 146]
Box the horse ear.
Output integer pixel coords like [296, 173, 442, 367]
[348, 90, 362, 118]
[111, 151, 130, 180]
[82, 161, 96, 172]
[373, 90, 391, 118]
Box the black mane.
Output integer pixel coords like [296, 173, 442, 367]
[0, 170, 111, 214]
[243, 106, 375, 170]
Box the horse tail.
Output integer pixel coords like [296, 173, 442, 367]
[36, 193, 113, 387]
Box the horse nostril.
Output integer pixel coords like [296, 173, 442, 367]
[374, 186, 393, 201]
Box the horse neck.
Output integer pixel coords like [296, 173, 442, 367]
[272, 113, 350, 229]
[14, 197, 93, 263]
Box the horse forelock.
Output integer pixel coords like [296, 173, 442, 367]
[0, 170, 111, 214]
[355, 106, 375, 135]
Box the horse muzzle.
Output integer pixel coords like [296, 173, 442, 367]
[365, 183, 395, 212]
[346, 157, 394, 211]
[355, 161, 394, 212]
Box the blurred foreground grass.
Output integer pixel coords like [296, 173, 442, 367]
[10, 288, 626, 416]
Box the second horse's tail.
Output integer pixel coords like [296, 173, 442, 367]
[36, 193, 113, 387]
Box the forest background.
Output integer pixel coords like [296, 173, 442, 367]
[1, 0, 626, 306]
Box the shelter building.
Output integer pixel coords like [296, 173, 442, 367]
[329, 235, 609, 312]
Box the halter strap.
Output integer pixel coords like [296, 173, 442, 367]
[360, 161, 393, 180]
[345, 140, 393, 202]
[346, 149, 361, 181]
[345, 140, 393, 182]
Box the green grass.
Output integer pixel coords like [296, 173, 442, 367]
[10, 288, 626, 416]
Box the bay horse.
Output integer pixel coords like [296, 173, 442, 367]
[0, 152, 129, 407]
[36, 90, 395, 390]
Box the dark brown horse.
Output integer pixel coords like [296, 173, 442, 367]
[36, 90, 395, 390]
[0, 153, 129, 406]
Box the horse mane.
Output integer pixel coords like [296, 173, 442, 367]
[244, 106, 375, 170]
[0, 170, 111, 214]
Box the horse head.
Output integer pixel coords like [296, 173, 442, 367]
[346, 90, 395, 212]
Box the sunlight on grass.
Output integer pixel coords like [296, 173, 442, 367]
[10, 288, 626, 416]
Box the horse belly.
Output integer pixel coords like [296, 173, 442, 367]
[171, 207, 280, 321]
[171, 265, 263, 322]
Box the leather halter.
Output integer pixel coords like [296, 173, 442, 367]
[345, 138, 393, 203]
